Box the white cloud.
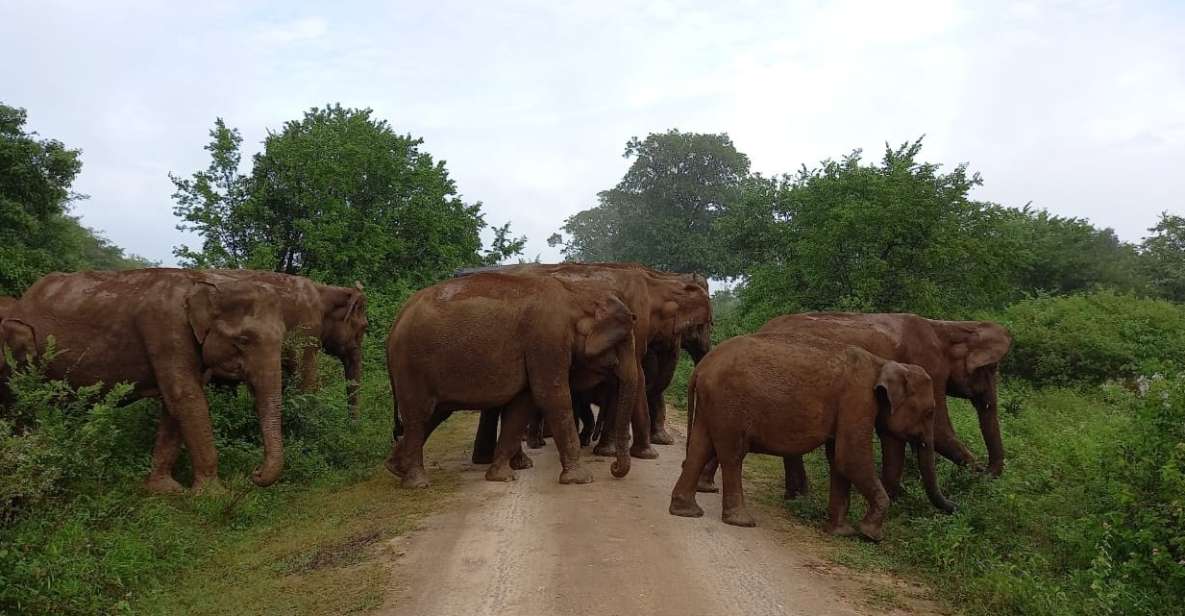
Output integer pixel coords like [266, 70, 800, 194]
[0, 0, 1181, 266]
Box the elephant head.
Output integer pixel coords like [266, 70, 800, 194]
[187, 280, 287, 486]
[937, 320, 1012, 475]
[656, 281, 713, 354]
[576, 294, 638, 479]
[876, 361, 956, 513]
[319, 283, 369, 418]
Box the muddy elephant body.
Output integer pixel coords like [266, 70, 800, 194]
[0, 268, 288, 492]
[203, 271, 368, 417]
[756, 313, 1011, 498]
[459, 262, 711, 461]
[385, 272, 639, 488]
[669, 334, 953, 540]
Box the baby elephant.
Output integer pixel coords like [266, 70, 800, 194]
[669, 334, 955, 541]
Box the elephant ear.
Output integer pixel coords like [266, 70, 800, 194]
[966, 322, 1012, 373]
[875, 361, 910, 416]
[1, 318, 38, 368]
[584, 297, 636, 357]
[186, 282, 221, 344]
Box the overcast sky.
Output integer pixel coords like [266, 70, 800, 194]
[3, 0, 1183, 265]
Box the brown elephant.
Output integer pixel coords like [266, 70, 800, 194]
[461, 262, 712, 462]
[0, 269, 288, 492]
[0, 296, 16, 405]
[747, 313, 1011, 499]
[202, 271, 368, 417]
[669, 334, 954, 540]
[384, 272, 638, 488]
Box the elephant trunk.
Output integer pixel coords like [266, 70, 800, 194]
[915, 427, 956, 514]
[344, 347, 363, 420]
[610, 338, 638, 478]
[974, 373, 1005, 477]
[250, 369, 285, 487]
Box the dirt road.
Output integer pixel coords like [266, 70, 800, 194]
[379, 427, 937, 616]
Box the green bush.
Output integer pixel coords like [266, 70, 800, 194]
[0, 324, 401, 613]
[998, 291, 1185, 386]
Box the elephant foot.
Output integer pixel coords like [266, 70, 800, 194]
[526, 436, 546, 449]
[669, 495, 704, 518]
[986, 461, 1004, 477]
[827, 522, 858, 537]
[858, 520, 884, 543]
[630, 445, 659, 460]
[401, 467, 430, 489]
[510, 450, 534, 470]
[649, 429, 675, 446]
[559, 465, 594, 484]
[883, 481, 905, 501]
[932, 497, 958, 515]
[696, 477, 719, 493]
[579, 433, 593, 447]
[384, 455, 405, 478]
[783, 488, 808, 500]
[722, 507, 757, 528]
[472, 451, 495, 465]
[144, 474, 185, 495]
[592, 441, 617, 457]
[484, 465, 517, 482]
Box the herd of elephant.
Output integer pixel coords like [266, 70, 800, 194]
[0, 262, 1011, 542]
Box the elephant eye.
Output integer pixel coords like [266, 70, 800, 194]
[235, 334, 251, 347]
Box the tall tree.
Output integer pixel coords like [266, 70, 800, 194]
[554, 130, 749, 275]
[0, 102, 152, 296]
[172, 104, 523, 287]
[729, 139, 1025, 322]
[1141, 213, 1185, 302]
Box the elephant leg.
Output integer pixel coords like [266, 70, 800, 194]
[472, 408, 500, 465]
[576, 398, 595, 447]
[879, 433, 908, 499]
[487, 397, 533, 482]
[526, 409, 546, 449]
[697, 456, 719, 493]
[932, 396, 978, 469]
[648, 387, 674, 445]
[160, 382, 220, 492]
[719, 448, 755, 527]
[533, 387, 591, 485]
[783, 455, 809, 499]
[145, 412, 185, 494]
[823, 441, 856, 536]
[630, 370, 658, 459]
[385, 389, 436, 489]
[592, 392, 617, 456]
[836, 438, 890, 542]
[669, 414, 711, 518]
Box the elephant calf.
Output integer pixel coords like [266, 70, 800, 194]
[669, 334, 955, 541]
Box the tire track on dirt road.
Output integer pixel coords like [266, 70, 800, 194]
[379, 427, 939, 616]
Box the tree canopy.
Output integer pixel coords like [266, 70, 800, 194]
[173, 104, 524, 288]
[0, 102, 153, 296]
[552, 130, 749, 276]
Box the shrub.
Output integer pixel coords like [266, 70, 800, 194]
[998, 291, 1185, 386]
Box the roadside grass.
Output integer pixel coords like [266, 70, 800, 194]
[134, 412, 475, 616]
[2, 363, 476, 616]
[669, 353, 1154, 616]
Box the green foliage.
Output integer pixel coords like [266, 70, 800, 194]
[172, 104, 524, 288]
[1139, 213, 1185, 302]
[741, 382, 1184, 615]
[731, 139, 1023, 320]
[0, 102, 153, 296]
[555, 130, 749, 276]
[998, 291, 1185, 386]
[0, 326, 404, 614]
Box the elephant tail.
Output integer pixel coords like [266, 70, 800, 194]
[685, 369, 697, 451]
